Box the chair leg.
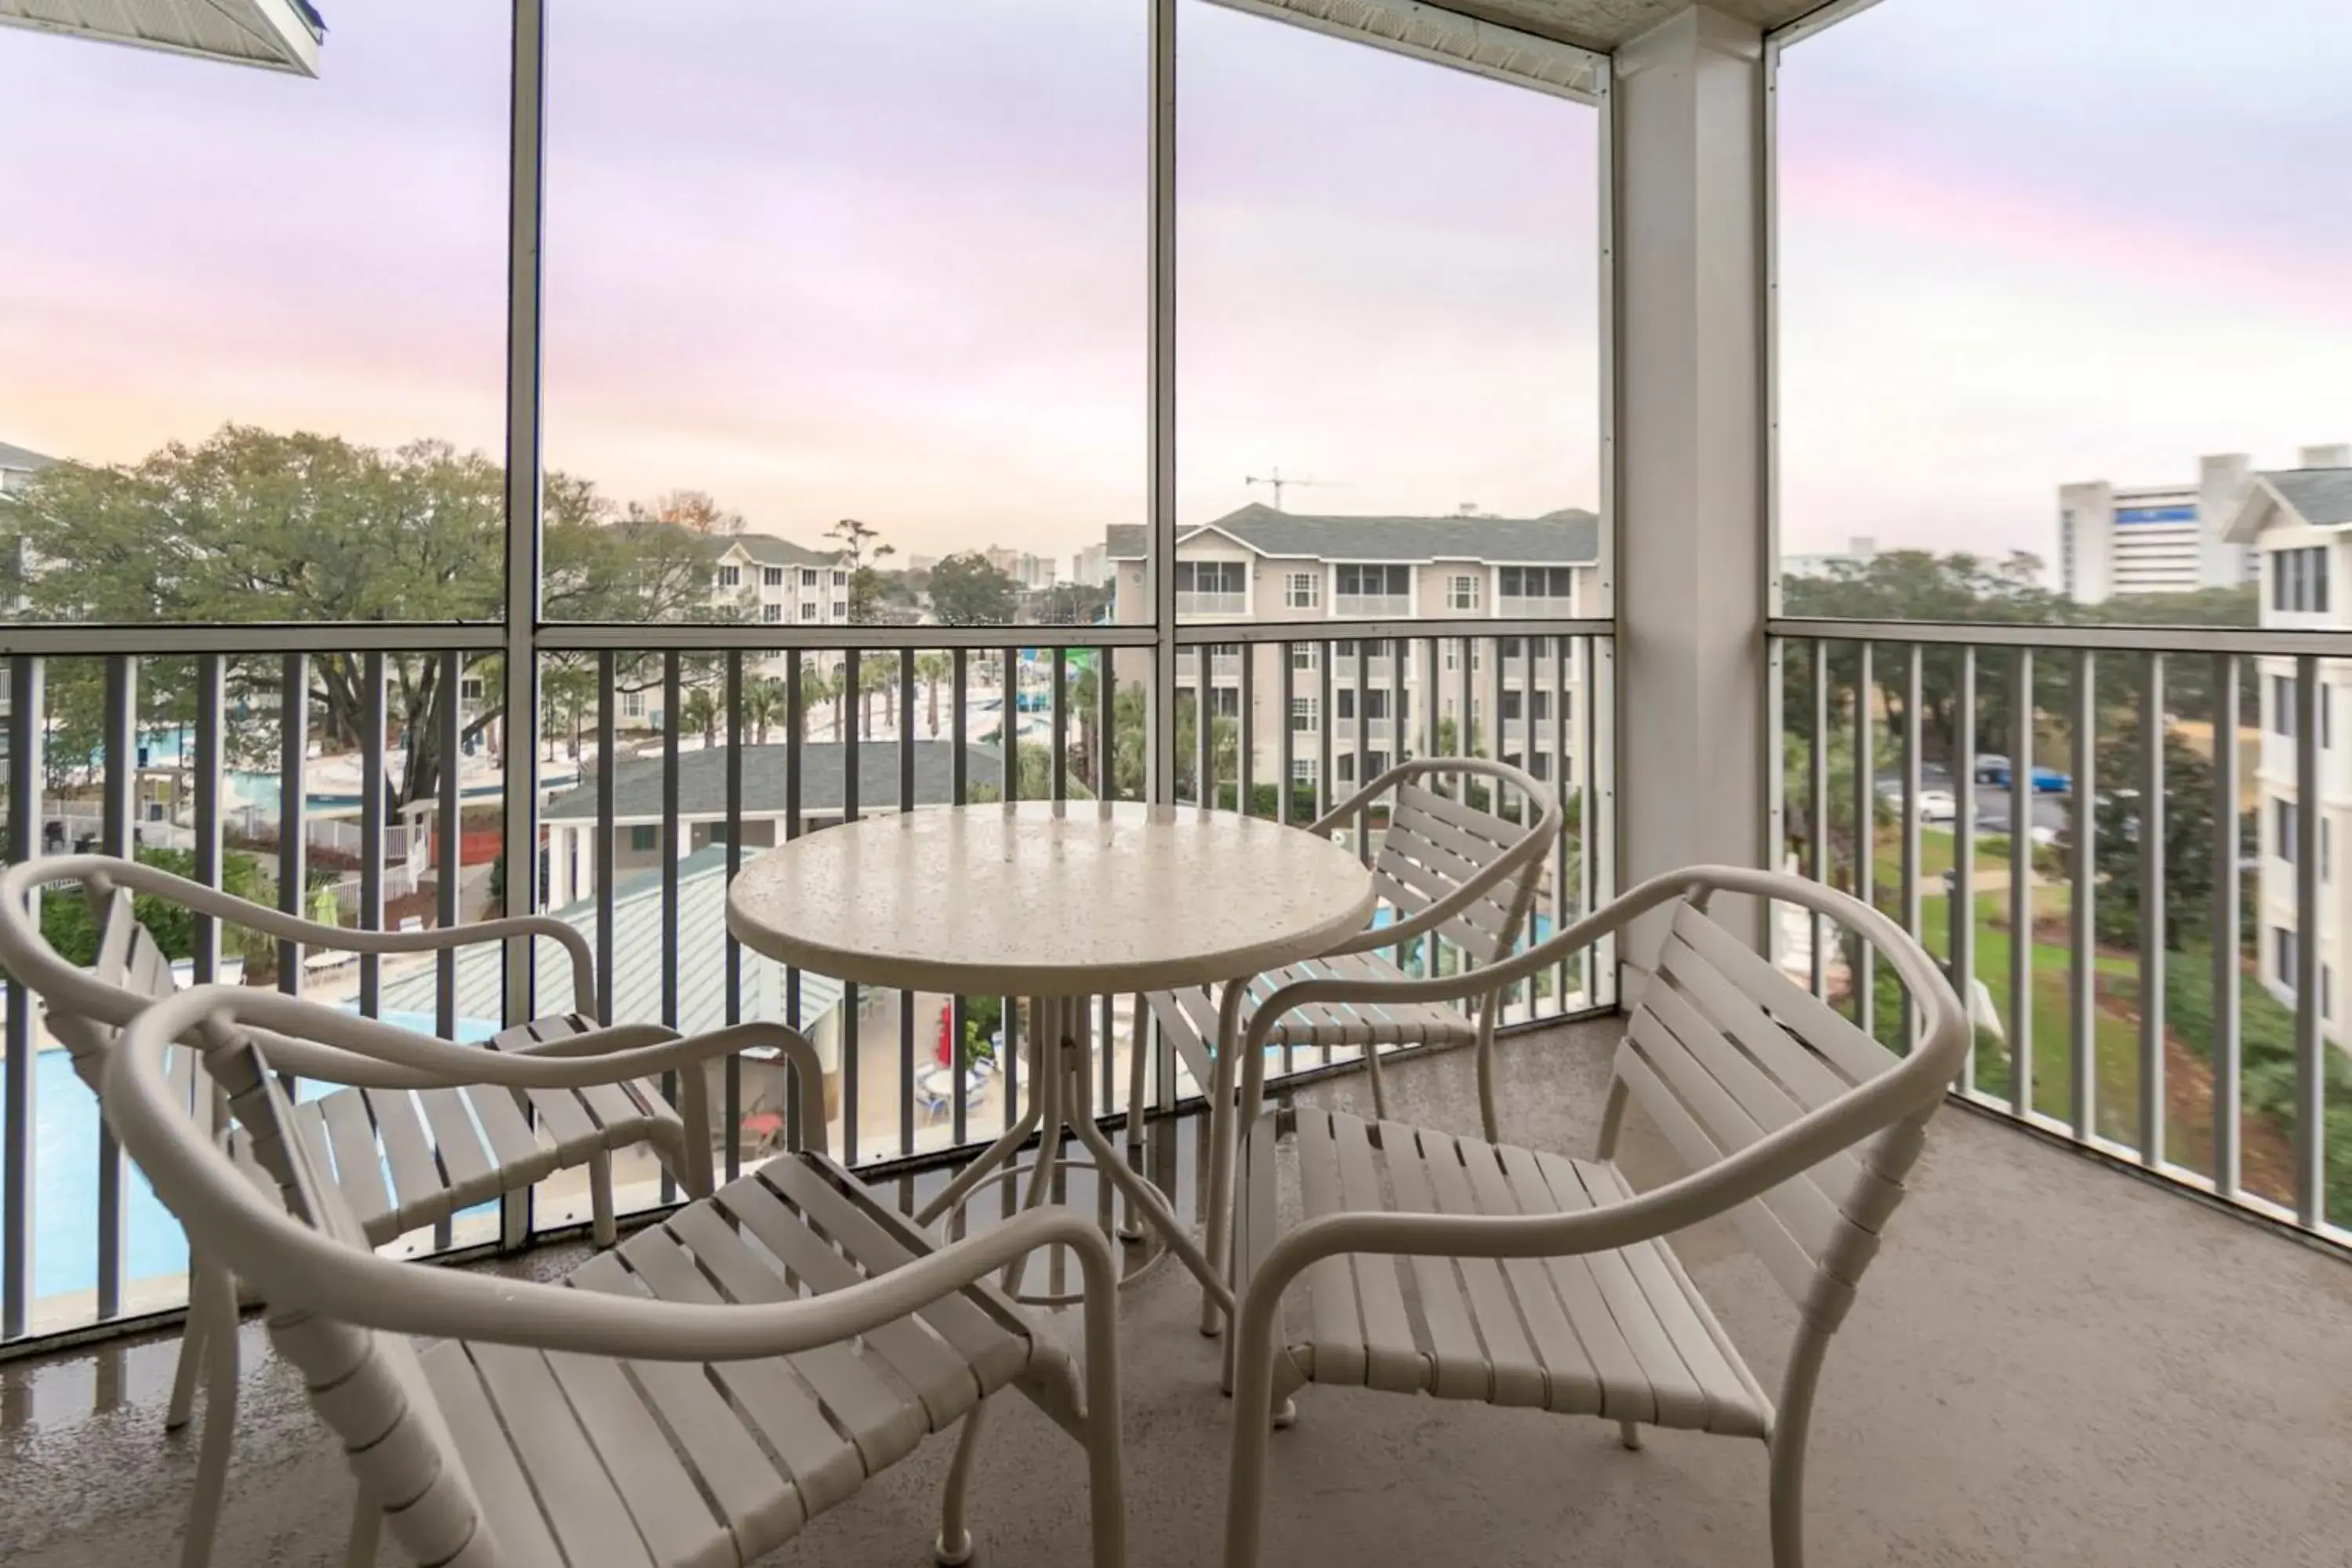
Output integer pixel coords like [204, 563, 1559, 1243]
[180, 1265, 240, 1568]
[1198, 984, 1250, 1337]
[346, 1486, 382, 1568]
[935, 1398, 989, 1566]
[1125, 994, 1150, 1153]
[1618, 1420, 1643, 1451]
[1221, 1289, 1283, 1568]
[1769, 1331, 1829, 1568]
[589, 1149, 616, 1247]
[165, 1260, 217, 1432]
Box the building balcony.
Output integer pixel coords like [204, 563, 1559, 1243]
[1334, 593, 1411, 618]
[1176, 590, 1248, 617]
[5, 1025, 2340, 1568]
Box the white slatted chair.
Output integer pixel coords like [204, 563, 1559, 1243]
[103, 983, 1125, 1568]
[0, 855, 779, 1545]
[1140, 758, 1561, 1333]
[1219, 866, 1971, 1568]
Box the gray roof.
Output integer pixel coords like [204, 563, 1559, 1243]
[543, 741, 1004, 823]
[1105, 503, 1599, 564]
[2264, 469, 2352, 528]
[0, 441, 55, 472]
[375, 844, 845, 1038]
[723, 532, 843, 568]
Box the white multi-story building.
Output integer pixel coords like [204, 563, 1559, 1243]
[707, 533, 853, 627]
[2222, 448, 2352, 1040]
[1780, 535, 1878, 581]
[1106, 503, 1600, 793]
[2058, 454, 2263, 604]
[0, 440, 50, 497]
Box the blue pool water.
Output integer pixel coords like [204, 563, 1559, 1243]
[3, 1009, 499, 1304]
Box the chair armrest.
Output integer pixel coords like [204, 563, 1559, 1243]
[107, 998, 1102, 1363]
[6, 854, 598, 1017]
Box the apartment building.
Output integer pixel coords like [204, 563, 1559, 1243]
[2057, 453, 2263, 604]
[1106, 503, 1600, 793]
[2222, 451, 2352, 1042]
[708, 532, 853, 626]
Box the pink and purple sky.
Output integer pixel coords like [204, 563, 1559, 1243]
[1, 0, 2345, 573]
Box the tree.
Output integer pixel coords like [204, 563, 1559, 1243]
[799, 663, 840, 741]
[679, 685, 720, 749]
[2094, 725, 2217, 953]
[742, 675, 787, 745]
[915, 652, 954, 739]
[828, 517, 895, 624]
[638, 488, 742, 536]
[4, 426, 731, 811]
[855, 656, 898, 739]
[927, 553, 1019, 626]
[13, 844, 271, 967]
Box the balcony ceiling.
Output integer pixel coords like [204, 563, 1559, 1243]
[1436, 0, 1830, 50]
[0, 0, 321, 75]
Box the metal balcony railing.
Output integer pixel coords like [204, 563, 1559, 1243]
[1334, 593, 1411, 618]
[1175, 590, 1247, 616]
[1772, 617, 2352, 1254]
[0, 617, 1613, 1353]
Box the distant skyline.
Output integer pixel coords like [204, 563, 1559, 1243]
[2, 1, 2345, 570]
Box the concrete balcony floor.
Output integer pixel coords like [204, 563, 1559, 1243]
[5, 1018, 2352, 1566]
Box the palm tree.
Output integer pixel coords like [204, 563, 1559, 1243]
[858, 657, 896, 739]
[915, 652, 953, 738]
[798, 664, 837, 741]
[679, 685, 720, 750]
[742, 675, 786, 745]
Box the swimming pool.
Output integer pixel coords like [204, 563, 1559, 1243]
[3, 1009, 500, 1306]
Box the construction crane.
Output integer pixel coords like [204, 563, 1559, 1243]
[1244, 466, 1347, 511]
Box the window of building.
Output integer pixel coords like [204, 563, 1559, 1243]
[717, 564, 742, 589]
[2277, 798, 2299, 864]
[2273, 546, 2332, 614]
[1291, 696, 1317, 731]
[802, 568, 819, 587]
[629, 824, 659, 853]
[621, 689, 646, 720]
[1498, 565, 1574, 600]
[1291, 644, 1318, 670]
[1447, 574, 1480, 611]
[1501, 690, 1523, 721]
[763, 603, 784, 623]
[1334, 564, 1410, 599]
[459, 677, 485, 702]
[1285, 572, 1321, 608]
[1531, 691, 1552, 722]
[1530, 753, 1552, 781]
[1337, 753, 1354, 783]
[2277, 926, 2299, 986]
[2274, 674, 2297, 738]
[1336, 688, 1352, 721]
[1290, 757, 1317, 784]
[763, 566, 784, 587]
[832, 570, 848, 587]
[800, 603, 817, 620]
[831, 601, 848, 619]
[1175, 561, 1247, 596]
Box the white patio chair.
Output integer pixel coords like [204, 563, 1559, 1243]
[103, 983, 1126, 1568]
[1137, 757, 1562, 1332]
[1218, 866, 1970, 1568]
[0, 855, 764, 1473]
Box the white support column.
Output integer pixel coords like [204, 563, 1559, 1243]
[1613, 5, 1769, 942]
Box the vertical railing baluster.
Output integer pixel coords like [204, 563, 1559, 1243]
[1809, 639, 1828, 1000]
[842, 648, 862, 1167]
[277, 653, 307, 997]
[192, 655, 225, 986]
[1552, 636, 1570, 1013]
[951, 648, 971, 1149]
[1853, 641, 1875, 1039]
[1279, 644, 1296, 829]
[1098, 648, 1117, 1112]
[724, 650, 744, 1181]
[1051, 646, 1069, 804]
[593, 651, 615, 1025]
[785, 650, 806, 1155]
[659, 651, 681, 1203]
[1953, 648, 1977, 1093]
[3, 656, 43, 1341]
[997, 644, 1016, 1138]
[2137, 653, 2167, 1166]
[2212, 652, 2242, 1200]
[98, 653, 136, 1320]
[1900, 644, 1922, 1046]
[901, 648, 919, 1158]
[2009, 648, 2034, 1120]
[1239, 637, 1256, 817]
[2294, 654, 2323, 1226]
[435, 652, 463, 1048]
[1355, 637, 1370, 861]
[359, 652, 387, 1018]
[2068, 652, 2096, 1138]
[1321, 641, 1336, 824]
[1196, 644, 1212, 807]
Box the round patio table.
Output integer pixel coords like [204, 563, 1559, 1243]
[724, 799, 1377, 1312]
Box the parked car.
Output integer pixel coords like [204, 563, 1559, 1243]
[1976, 757, 2072, 793]
[1917, 787, 1957, 823]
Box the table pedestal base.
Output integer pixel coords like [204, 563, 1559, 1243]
[915, 996, 1234, 1317]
